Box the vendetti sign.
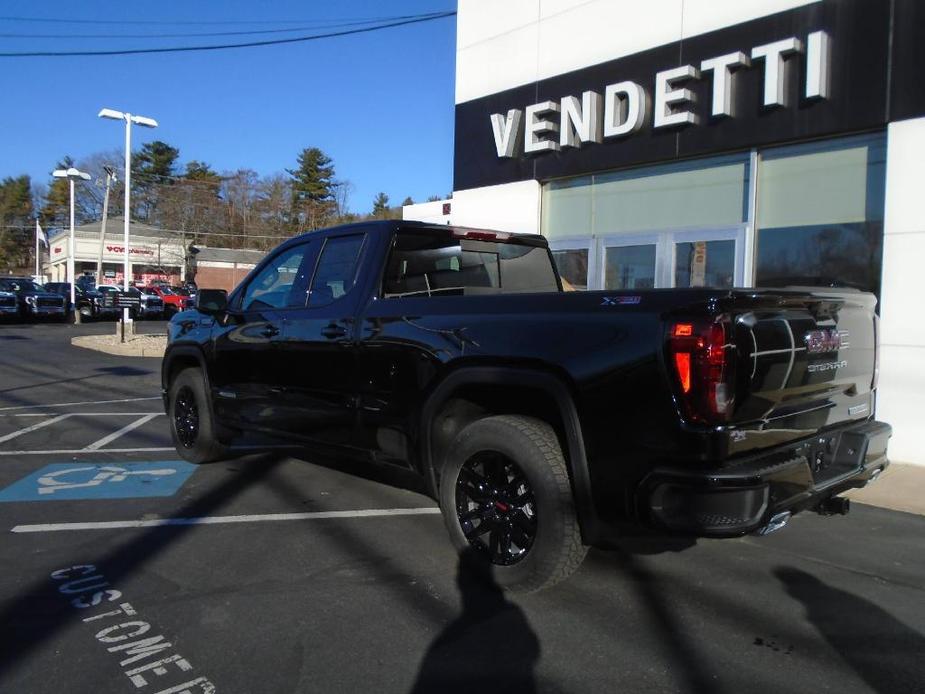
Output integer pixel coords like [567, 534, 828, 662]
[453, 0, 895, 191]
[490, 31, 829, 158]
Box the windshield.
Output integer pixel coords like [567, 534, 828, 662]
[157, 286, 175, 295]
[0, 279, 44, 292]
[172, 286, 190, 296]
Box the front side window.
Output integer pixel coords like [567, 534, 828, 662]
[241, 244, 312, 311]
[308, 235, 366, 307]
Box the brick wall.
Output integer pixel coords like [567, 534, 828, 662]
[193, 264, 255, 293]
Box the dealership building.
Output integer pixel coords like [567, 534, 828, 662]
[405, 0, 924, 465]
[45, 217, 265, 292]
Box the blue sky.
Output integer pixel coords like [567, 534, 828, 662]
[0, 1, 457, 214]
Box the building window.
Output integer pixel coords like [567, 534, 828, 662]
[541, 154, 749, 290]
[755, 133, 887, 295]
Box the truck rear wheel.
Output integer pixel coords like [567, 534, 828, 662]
[168, 367, 229, 464]
[438, 415, 587, 592]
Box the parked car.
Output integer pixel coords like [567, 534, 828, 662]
[96, 285, 164, 320]
[44, 282, 118, 321]
[140, 285, 193, 318]
[0, 289, 17, 319]
[173, 282, 197, 305]
[162, 221, 891, 592]
[0, 277, 66, 321]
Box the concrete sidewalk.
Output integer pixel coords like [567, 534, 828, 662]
[847, 462, 925, 516]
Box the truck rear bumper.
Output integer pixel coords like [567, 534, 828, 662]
[639, 420, 892, 537]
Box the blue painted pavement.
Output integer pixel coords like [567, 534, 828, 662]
[0, 461, 196, 502]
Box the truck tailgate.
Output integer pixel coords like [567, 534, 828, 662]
[732, 289, 876, 427]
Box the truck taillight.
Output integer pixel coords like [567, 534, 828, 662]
[667, 320, 736, 425]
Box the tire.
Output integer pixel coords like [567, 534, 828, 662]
[438, 415, 587, 592]
[167, 367, 229, 464]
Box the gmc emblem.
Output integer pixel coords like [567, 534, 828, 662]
[804, 329, 845, 354]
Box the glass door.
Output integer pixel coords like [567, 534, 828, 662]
[668, 226, 746, 288]
[599, 233, 662, 290]
[548, 238, 593, 291]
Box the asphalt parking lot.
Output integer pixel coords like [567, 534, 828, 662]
[0, 322, 923, 693]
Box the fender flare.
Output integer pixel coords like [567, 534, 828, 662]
[420, 366, 601, 545]
[161, 344, 212, 400]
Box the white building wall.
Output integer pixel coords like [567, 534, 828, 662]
[876, 117, 925, 466]
[402, 199, 453, 225]
[451, 181, 541, 235]
[456, 0, 821, 104]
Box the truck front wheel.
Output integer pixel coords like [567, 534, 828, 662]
[439, 415, 587, 592]
[168, 367, 229, 464]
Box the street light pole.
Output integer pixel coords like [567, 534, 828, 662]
[98, 108, 158, 333]
[52, 167, 91, 322]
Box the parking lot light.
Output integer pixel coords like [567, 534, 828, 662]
[98, 107, 158, 335]
[52, 167, 91, 319]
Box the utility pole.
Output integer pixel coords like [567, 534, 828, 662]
[96, 166, 117, 284]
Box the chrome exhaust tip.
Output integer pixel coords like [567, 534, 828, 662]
[868, 467, 883, 484]
[755, 511, 791, 536]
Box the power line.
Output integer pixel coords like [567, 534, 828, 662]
[0, 12, 448, 26]
[0, 13, 450, 39]
[0, 11, 456, 57]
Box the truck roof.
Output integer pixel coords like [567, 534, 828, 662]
[286, 220, 547, 247]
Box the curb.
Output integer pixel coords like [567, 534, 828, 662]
[845, 462, 925, 517]
[71, 334, 167, 358]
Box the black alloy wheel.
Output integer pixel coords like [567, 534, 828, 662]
[167, 367, 230, 464]
[173, 385, 199, 448]
[439, 415, 587, 592]
[456, 452, 537, 565]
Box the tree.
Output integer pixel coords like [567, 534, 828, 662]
[287, 147, 337, 231]
[372, 192, 390, 218]
[0, 175, 35, 271]
[401, 196, 414, 206]
[184, 160, 221, 184]
[39, 156, 75, 228]
[132, 140, 180, 220]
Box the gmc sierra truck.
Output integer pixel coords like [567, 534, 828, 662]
[163, 221, 891, 591]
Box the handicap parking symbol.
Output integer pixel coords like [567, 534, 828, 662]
[0, 461, 196, 502]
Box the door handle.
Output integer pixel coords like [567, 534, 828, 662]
[321, 323, 347, 339]
[260, 324, 280, 338]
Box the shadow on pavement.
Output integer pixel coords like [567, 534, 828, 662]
[0, 364, 152, 395]
[409, 548, 539, 694]
[775, 566, 925, 693]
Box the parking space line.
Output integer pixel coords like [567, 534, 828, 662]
[0, 447, 174, 456]
[82, 414, 162, 451]
[0, 414, 72, 444]
[0, 396, 161, 412]
[11, 507, 442, 533]
[3, 412, 166, 418]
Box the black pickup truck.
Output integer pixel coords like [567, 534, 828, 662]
[163, 221, 891, 591]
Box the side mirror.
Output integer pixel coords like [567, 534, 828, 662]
[196, 288, 228, 316]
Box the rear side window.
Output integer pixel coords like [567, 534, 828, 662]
[307, 234, 366, 307]
[383, 230, 560, 297]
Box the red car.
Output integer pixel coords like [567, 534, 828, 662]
[140, 285, 193, 317]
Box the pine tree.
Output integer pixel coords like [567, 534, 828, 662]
[287, 147, 337, 231]
[39, 157, 74, 229]
[372, 192, 390, 218]
[401, 196, 414, 206]
[132, 141, 180, 221]
[0, 175, 35, 271]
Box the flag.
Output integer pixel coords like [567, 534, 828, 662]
[36, 220, 48, 248]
